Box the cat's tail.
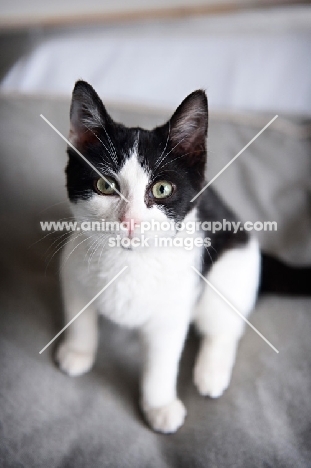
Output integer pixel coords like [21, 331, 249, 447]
[259, 252, 311, 296]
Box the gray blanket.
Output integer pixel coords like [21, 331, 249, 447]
[0, 96, 310, 467]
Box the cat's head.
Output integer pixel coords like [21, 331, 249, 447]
[66, 80, 208, 242]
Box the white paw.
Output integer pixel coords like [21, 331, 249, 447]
[194, 364, 231, 398]
[143, 399, 187, 434]
[55, 341, 95, 377]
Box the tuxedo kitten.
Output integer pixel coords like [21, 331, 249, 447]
[56, 80, 260, 434]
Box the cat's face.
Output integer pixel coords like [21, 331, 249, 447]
[66, 81, 208, 243]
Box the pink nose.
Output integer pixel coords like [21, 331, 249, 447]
[120, 217, 140, 238]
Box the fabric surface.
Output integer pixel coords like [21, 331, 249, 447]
[2, 6, 311, 116]
[0, 96, 310, 467]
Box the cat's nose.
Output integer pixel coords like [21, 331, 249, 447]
[120, 216, 140, 238]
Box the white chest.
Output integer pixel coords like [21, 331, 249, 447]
[82, 243, 202, 328]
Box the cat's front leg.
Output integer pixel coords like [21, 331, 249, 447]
[140, 319, 189, 434]
[56, 272, 98, 377]
[193, 238, 260, 398]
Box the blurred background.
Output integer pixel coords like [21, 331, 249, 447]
[0, 2, 311, 468]
[1, 0, 311, 113]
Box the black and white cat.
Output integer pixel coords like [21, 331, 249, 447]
[55, 81, 266, 433]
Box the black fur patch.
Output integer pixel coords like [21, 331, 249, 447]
[197, 188, 249, 275]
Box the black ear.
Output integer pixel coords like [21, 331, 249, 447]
[69, 80, 112, 150]
[169, 90, 208, 155]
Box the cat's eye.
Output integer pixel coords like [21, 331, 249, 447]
[152, 180, 174, 199]
[95, 177, 118, 195]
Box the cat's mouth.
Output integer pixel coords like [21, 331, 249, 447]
[121, 244, 133, 251]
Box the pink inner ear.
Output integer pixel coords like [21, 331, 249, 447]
[169, 90, 207, 155]
[170, 112, 207, 155]
[171, 122, 206, 155]
[69, 124, 98, 150]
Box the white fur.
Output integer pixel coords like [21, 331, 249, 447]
[56, 147, 261, 433]
[194, 236, 260, 397]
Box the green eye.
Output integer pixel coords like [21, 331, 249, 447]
[96, 177, 118, 195]
[152, 180, 173, 199]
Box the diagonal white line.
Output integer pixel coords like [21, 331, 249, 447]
[40, 114, 128, 202]
[191, 115, 278, 202]
[39, 266, 128, 354]
[191, 266, 279, 354]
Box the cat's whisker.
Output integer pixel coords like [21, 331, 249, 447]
[44, 231, 71, 255]
[32, 217, 90, 249]
[60, 234, 92, 273]
[29, 230, 60, 249]
[209, 244, 218, 255]
[98, 235, 110, 265]
[154, 150, 201, 177]
[85, 236, 97, 256]
[87, 241, 100, 269]
[153, 137, 185, 174]
[154, 169, 180, 180]
[97, 164, 116, 177]
[38, 200, 70, 215]
[83, 232, 110, 270]
[99, 122, 118, 167]
[204, 244, 214, 266]
[47, 232, 82, 259]
[85, 235, 100, 261]
[43, 232, 72, 259]
[156, 152, 192, 172]
[44, 232, 83, 274]
[84, 124, 117, 169]
[86, 235, 106, 268]
[88, 234, 109, 269]
[153, 121, 171, 172]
